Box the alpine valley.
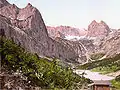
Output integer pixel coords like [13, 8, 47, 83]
[0, 0, 120, 89]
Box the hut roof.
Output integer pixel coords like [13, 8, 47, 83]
[88, 80, 111, 86]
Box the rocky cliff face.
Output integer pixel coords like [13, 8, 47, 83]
[100, 30, 120, 57]
[47, 26, 87, 38]
[87, 20, 111, 37]
[55, 38, 86, 63]
[55, 37, 96, 63]
[0, 0, 81, 64]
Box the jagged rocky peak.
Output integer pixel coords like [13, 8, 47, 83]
[12, 4, 19, 9]
[91, 20, 97, 24]
[27, 3, 32, 7]
[0, 0, 48, 36]
[87, 20, 110, 37]
[0, 0, 19, 19]
[17, 2, 47, 33]
[17, 3, 36, 20]
[0, 1, 35, 20]
[0, 1, 40, 22]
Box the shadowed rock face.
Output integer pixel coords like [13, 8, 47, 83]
[87, 20, 110, 37]
[0, 0, 83, 64]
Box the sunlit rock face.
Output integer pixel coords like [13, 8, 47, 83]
[87, 20, 110, 37]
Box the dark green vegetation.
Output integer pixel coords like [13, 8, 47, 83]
[90, 53, 105, 60]
[112, 75, 120, 89]
[77, 53, 120, 89]
[77, 54, 120, 72]
[0, 36, 89, 89]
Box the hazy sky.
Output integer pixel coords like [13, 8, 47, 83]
[8, 0, 120, 29]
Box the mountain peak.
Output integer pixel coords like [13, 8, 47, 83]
[26, 3, 32, 8]
[90, 20, 107, 25]
[87, 20, 110, 37]
[92, 20, 97, 23]
[91, 20, 97, 24]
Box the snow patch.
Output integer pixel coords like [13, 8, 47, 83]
[65, 35, 86, 40]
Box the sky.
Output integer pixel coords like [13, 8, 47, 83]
[8, 0, 120, 29]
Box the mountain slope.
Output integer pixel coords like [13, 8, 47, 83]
[101, 30, 120, 57]
[1, 37, 89, 89]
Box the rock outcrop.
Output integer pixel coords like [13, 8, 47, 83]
[54, 31, 65, 38]
[87, 20, 110, 37]
[0, 0, 80, 64]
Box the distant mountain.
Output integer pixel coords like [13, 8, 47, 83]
[47, 26, 87, 38]
[87, 20, 111, 37]
[47, 20, 111, 40]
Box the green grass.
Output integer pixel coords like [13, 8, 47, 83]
[90, 52, 105, 60]
[77, 53, 120, 72]
[111, 80, 120, 89]
[91, 65, 120, 74]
